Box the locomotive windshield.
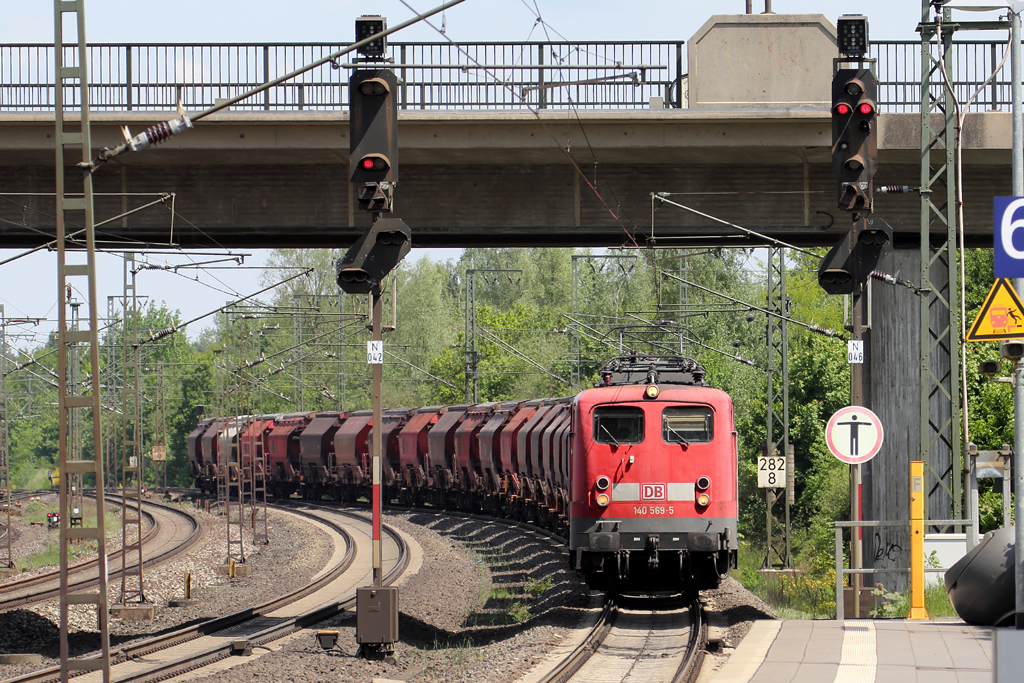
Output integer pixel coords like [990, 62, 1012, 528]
[662, 406, 714, 444]
[593, 407, 644, 445]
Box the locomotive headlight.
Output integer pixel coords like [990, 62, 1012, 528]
[595, 475, 610, 491]
[596, 493, 610, 507]
[644, 384, 660, 399]
[696, 476, 711, 491]
[696, 492, 711, 507]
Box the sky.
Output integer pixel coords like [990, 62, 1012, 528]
[0, 1, 1000, 347]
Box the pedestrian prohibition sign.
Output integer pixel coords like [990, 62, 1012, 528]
[825, 406, 884, 465]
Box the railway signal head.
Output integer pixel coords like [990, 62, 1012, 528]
[355, 15, 387, 57]
[336, 217, 412, 294]
[350, 69, 398, 212]
[979, 359, 1001, 378]
[817, 217, 892, 295]
[837, 15, 869, 57]
[832, 68, 878, 212]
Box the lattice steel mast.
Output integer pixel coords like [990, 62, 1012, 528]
[118, 253, 146, 607]
[919, 1, 962, 526]
[54, 1, 111, 678]
[764, 247, 792, 569]
[0, 307, 12, 577]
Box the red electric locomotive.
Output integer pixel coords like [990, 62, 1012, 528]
[569, 355, 737, 592]
[189, 354, 737, 594]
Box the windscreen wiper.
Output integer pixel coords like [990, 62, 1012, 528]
[666, 425, 690, 447]
[600, 424, 621, 447]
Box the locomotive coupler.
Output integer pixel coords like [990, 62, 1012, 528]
[646, 535, 660, 570]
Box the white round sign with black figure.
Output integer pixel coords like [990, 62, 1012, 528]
[825, 406, 884, 465]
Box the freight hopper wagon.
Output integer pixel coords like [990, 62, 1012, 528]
[190, 355, 738, 593]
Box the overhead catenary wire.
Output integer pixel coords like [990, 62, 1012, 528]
[659, 270, 844, 339]
[88, 0, 469, 170]
[397, 0, 641, 248]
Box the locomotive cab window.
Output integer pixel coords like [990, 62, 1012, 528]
[662, 406, 713, 444]
[593, 407, 644, 445]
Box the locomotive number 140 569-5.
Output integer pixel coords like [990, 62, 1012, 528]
[633, 506, 674, 515]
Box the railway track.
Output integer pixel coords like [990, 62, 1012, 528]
[380, 503, 709, 683]
[5, 504, 408, 683]
[535, 594, 706, 683]
[0, 496, 200, 613]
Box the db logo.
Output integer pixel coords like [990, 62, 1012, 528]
[641, 483, 666, 501]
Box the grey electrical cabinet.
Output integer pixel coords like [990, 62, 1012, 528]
[356, 586, 399, 644]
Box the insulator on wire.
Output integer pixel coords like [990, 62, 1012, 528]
[870, 270, 898, 286]
[807, 324, 837, 338]
[870, 269, 920, 294]
[876, 185, 913, 194]
[123, 115, 193, 153]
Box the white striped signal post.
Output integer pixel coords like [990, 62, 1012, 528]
[369, 298, 383, 586]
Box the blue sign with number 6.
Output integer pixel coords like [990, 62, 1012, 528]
[995, 197, 1024, 277]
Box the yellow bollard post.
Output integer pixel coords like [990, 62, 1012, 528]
[909, 461, 928, 620]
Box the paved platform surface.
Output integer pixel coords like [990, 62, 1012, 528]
[714, 619, 992, 683]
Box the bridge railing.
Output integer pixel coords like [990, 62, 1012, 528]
[0, 40, 1017, 113]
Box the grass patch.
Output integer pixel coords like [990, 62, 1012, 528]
[870, 582, 957, 618]
[736, 540, 837, 619]
[12, 466, 55, 491]
[456, 532, 555, 625]
[526, 576, 554, 598]
[15, 500, 125, 572]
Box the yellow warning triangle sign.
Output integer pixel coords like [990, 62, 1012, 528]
[966, 278, 1024, 342]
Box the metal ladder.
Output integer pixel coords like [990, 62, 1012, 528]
[54, 1, 111, 680]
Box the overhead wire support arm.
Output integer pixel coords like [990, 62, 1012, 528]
[87, 0, 468, 171]
[651, 193, 820, 258]
[134, 268, 314, 348]
[619, 312, 762, 369]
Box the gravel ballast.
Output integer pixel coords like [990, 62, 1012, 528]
[2, 500, 780, 683]
[0, 502, 333, 680]
[184, 510, 592, 683]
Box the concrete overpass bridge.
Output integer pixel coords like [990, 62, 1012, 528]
[0, 14, 1015, 249]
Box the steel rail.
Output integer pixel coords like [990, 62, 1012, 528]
[106, 506, 406, 683]
[535, 595, 705, 683]
[534, 600, 616, 683]
[671, 596, 707, 683]
[0, 497, 167, 611]
[3, 505, 404, 683]
[399, 505, 708, 683]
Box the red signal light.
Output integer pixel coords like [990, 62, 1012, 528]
[858, 102, 874, 115]
[835, 103, 851, 115]
[358, 155, 389, 172]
